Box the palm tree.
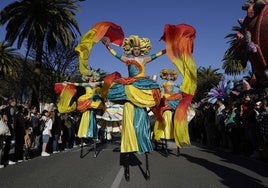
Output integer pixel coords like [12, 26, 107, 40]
[0, 0, 82, 109]
[0, 41, 21, 79]
[0, 41, 24, 100]
[194, 66, 223, 102]
[222, 25, 249, 76]
[222, 60, 245, 76]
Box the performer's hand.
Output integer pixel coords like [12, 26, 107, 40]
[101, 36, 110, 46]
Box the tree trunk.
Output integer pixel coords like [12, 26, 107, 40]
[31, 39, 44, 111]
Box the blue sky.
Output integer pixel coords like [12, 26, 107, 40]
[0, 0, 246, 83]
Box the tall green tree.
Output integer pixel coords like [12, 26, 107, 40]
[0, 0, 81, 109]
[194, 66, 223, 102]
[222, 25, 249, 76]
[0, 41, 20, 78]
[0, 41, 22, 100]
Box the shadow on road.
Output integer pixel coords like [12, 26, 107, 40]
[197, 146, 268, 178]
[181, 153, 266, 188]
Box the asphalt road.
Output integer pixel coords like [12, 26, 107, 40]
[0, 141, 267, 188]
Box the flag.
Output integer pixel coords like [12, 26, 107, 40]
[75, 22, 124, 75]
[161, 24, 197, 147]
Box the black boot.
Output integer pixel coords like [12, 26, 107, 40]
[163, 139, 169, 156]
[123, 153, 130, 181]
[145, 152, 150, 180]
[153, 141, 159, 151]
[124, 165, 130, 181]
[177, 147, 180, 157]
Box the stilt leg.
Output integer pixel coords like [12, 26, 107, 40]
[161, 141, 164, 150]
[124, 166, 130, 181]
[145, 152, 150, 180]
[177, 147, 180, 157]
[154, 141, 159, 151]
[123, 153, 130, 181]
[164, 139, 168, 156]
[80, 138, 84, 158]
[93, 139, 97, 158]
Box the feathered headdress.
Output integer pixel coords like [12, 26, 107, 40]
[81, 67, 102, 82]
[206, 79, 234, 104]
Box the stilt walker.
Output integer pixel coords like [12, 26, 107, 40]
[100, 32, 166, 180]
[152, 68, 181, 156]
[54, 69, 105, 158]
[74, 22, 165, 180]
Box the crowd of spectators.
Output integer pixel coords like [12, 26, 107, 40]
[189, 89, 268, 162]
[0, 99, 80, 168]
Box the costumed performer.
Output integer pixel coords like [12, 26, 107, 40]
[67, 71, 104, 140]
[101, 34, 166, 181]
[55, 22, 124, 156]
[152, 68, 181, 155]
[54, 69, 105, 157]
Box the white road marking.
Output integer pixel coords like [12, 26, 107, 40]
[110, 167, 124, 188]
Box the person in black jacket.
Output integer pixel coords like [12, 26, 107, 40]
[14, 105, 27, 162]
[52, 109, 63, 153]
[2, 98, 17, 165]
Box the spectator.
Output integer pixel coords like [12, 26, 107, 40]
[239, 95, 253, 155]
[245, 101, 261, 158]
[14, 105, 27, 162]
[224, 101, 240, 153]
[52, 109, 63, 153]
[203, 103, 216, 148]
[0, 104, 8, 168]
[41, 110, 52, 157]
[215, 98, 227, 148]
[62, 113, 75, 150]
[29, 106, 40, 149]
[0, 134, 4, 168]
[257, 99, 268, 161]
[24, 127, 32, 160]
[2, 98, 17, 165]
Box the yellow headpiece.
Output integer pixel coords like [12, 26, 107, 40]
[129, 35, 140, 47]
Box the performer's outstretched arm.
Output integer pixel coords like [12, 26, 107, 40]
[61, 81, 103, 88]
[151, 49, 166, 60]
[102, 37, 124, 61]
[145, 49, 166, 64]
